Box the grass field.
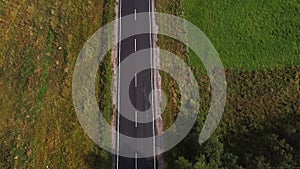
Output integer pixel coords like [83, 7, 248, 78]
[183, 0, 300, 70]
[156, 0, 300, 132]
[0, 0, 115, 168]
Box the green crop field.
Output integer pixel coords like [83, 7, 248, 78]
[184, 0, 300, 70]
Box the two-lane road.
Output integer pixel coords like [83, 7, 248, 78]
[116, 0, 156, 168]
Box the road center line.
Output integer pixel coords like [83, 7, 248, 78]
[135, 153, 138, 169]
[135, 73, 137, 87]
[134, 38, 137, 51]
[134, 9, 137, 20]
[135, 111, 138, 127]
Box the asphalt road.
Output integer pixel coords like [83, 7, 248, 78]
[116, 0, 156, 168]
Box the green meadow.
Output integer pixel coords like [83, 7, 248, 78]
[184, 0, 300, 70]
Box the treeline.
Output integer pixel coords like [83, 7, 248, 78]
[166, 113, 300, 169]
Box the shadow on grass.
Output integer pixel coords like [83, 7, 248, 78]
[85, 152, 102, 169]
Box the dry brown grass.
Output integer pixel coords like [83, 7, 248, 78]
[0, 0, 115, 168]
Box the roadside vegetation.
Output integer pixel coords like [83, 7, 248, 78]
[156, 0, 188, 129]
[0, 0, 115, 168]
[156, 0, 300, 168]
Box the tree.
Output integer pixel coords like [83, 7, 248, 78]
[174, 156, 193, 169]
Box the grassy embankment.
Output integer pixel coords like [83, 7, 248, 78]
[0, 0, 115, 168]
[156, 0, 300, 168]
